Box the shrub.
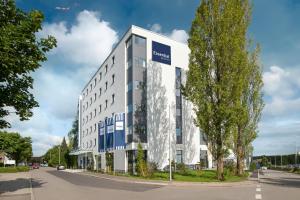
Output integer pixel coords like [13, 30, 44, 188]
[224, 160, 235, 176]
[147, 162, 158, 177]
[176, 163, 188, 174]
[249, 162, 257, 172]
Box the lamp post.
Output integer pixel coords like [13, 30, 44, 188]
[169, 105, 172, 182]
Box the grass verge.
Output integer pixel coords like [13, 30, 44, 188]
[108, 170, 248, 182]
[0, 166, 30, 173]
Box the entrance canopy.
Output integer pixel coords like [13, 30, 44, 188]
[69, 149, 93, 156]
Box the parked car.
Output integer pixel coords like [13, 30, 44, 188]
[32, 163, 40, 169]
[57, 165, 65, 170]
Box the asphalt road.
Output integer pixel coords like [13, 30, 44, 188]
[30, 168, 256, 200]
[258, 169, 300, 200]
[2, 168, 299, 200]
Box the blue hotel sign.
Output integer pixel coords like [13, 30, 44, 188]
[152, 41, 171, 65]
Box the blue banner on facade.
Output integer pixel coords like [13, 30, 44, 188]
[114, 113, 126, 150]
[98, 121, 105, 152]
[152, 41, 171, 65]
[105, 117, 114, 150]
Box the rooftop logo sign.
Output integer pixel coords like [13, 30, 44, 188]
[152, 41, 171, 65]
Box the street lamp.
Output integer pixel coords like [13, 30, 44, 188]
[169, 105, 172, 182]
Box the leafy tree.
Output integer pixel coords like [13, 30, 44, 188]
[183, 0, 254, 180]
[0, 0, 56, 128]
[105, 151, 113, 173]
[61, 137, 68, 151]
[68, 116, 78, 150]
[0, 131, 32, 164]
[136, 143, 147, 177]
[233, 49, 263, 175]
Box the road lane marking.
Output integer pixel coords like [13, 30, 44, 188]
[255, 194, 262, 199]
[256, 188, 261, 192]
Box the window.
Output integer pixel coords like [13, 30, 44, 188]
[112, 94, 115, 104]
[90, 126, 92, 134]
[86, 129, 88, 135]
[105, 82, 108, 91]
[90, 140, 92, 148]
[94, 109, 96, 117]
[86, 142, 88, 149]
[134, 36, 146, 46]
[99, 88, 102, 97]
[90, 112, 92, 120]
[83, 118, 85, 125]
[99, 72, 102, 81]
[112, 74, 115, 85]
[94, 78, 97, 87]
[86, 116, 88, 122]
[105, 65, 108, 74]
[83, 105, 85, 112]
[94, 93, 97, 102]
[105, 100, 108, 109]
[86, 88, 88, 95]
[82, 130, 85, 137]
[94, 123, 96, 132]
[112, 56, 115, 64]
[90, 84, 92, 91]
[90, 97, 92, 105]
[86, 102, 88, 109]
[176, 150, 183, 164]
[99, 105, 102, 113]
[94, 138, 96, 147]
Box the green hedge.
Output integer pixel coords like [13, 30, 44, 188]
[0, 166, 30, 173]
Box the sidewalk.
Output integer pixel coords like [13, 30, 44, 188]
[0, 172, 32, 200]
[71, 170, 257, 187]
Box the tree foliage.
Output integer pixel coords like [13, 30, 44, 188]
[0, 131, 32, 164]
[136, 143, 148, 177]
[0, 0, 57, 128]
[67, 116, 78, 150]
[183, 0, 262, 180]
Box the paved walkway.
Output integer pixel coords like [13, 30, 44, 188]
[0, 172, 32, 200]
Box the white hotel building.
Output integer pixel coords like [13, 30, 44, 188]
[74, 25, 213, 172]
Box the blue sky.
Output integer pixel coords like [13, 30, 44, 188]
[7, 0, 300, 156]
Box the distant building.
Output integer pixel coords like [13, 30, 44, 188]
[0, 151, 16, 166]
[71, 25, 213, 172]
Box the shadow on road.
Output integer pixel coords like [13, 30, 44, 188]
[261, 177, 300, 188]
[48, 170, 163, 192]
[0, 178, 45, 194]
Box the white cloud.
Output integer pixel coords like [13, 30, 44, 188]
[5, 10, 118, 156]
[149, 23, 188, 43]
[150, 23, 162, 32]
[169, 29, 189, 43]
[254, 65, 300, 155]
[262, 66, 300, 117]
[39, 10, 118, 66]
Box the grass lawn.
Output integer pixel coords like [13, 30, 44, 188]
[115, 170, 248, 182]
[0, 166, 30, 173]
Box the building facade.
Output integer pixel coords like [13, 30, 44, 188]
[75, 25, 213, 172]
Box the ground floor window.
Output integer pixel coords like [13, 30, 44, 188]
[200, 150, 208, 168]
[176, 150, 183, 164]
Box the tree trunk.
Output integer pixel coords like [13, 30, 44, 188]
[236, 127, 244, 176]
[217, 156, 224, 181]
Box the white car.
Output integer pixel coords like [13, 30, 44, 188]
[57, 165, 65, 170]
[261, 166, 268, 170]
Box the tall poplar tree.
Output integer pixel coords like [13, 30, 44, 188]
[233, 46, 263, 175]
[183, 0, 253, 180]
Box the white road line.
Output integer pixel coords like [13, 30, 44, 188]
[255, 194, 262, 199]
[29, 174, 35, 200]
[256, 188, 261, 192]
